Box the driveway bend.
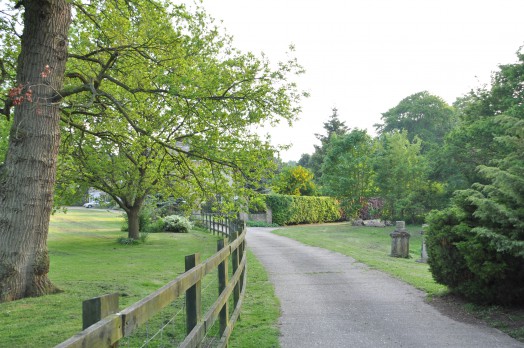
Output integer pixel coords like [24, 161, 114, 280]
[247, 227, 524, 348]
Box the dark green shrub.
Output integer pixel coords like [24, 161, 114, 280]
[265, 194, 293, 225]
[144, 218, 164, 233]
[426, 189, 524, 305]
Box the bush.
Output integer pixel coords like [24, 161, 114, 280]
[426, 190, 524, 305]
[116, 237, 140, 245]
[246, 220, 280, 227]
[163, 215, 193, 233]
[265, 194, 341, 225]
[144, 218, 164, 233]
[248, 195, 267, 213]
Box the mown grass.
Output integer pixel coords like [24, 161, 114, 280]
[272, 222, 447, 296]
[0, 208, 280, 347]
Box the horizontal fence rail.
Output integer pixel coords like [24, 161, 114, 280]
[56, 215, 247, 348]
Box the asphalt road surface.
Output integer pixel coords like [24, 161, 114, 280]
[247, 227, 524, 348]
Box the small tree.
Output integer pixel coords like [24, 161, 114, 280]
[272, 165, 316, 196]
[321, 129, 375, 218]
[373, 131, 434, 222]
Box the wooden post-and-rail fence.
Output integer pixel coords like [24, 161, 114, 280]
[56, 215, 247, 348]
[192, 213, 243, 239]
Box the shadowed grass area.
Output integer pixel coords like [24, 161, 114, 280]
[0, 208, 280, 347]
[272, 223, 447, 296]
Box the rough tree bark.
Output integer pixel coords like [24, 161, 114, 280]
[0, 0, 71, 302]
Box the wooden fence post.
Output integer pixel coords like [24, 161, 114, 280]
[185, 253, 202, 336]
[217, 239, 229, 336]
[231, 231, 240, 309]
[239, 231, 246, 293]
[82, 292, 119, 330]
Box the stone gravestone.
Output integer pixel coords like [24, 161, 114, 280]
[390, 221, 411, 258]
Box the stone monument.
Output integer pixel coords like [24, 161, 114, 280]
[390, 221, 411, 258]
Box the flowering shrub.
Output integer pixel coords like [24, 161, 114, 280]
[163, 215, 193, 233]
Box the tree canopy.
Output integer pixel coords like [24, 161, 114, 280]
[375, 91, 457, 153]
[425, 49, 524, 304]
[0, 0, 305, 301]
[321, 129, 375, 218]
[57, 0, 306, 238]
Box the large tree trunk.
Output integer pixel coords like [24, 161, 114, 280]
[127, 206, 141, 240]
[0, 0, 71, 302]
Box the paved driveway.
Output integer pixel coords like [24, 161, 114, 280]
[247, 227, 524, 348]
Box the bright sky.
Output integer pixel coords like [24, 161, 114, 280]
[184, 0, 524, 161]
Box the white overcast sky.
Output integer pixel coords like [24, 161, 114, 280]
[182, 0, 524, 161]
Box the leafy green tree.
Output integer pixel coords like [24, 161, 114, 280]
[0, 0, 305, 301]
[272, 165, 316, 196]
[373, 130, 439, 222]
[304, 107, 349, 181]
[375, 91, 457, 153]
[426, 115, 524, 304]
[436, 53, 524, 194]
[57, 0, 305, 239]
[426, 49, 524, 305]
[321, 129, 375, 218]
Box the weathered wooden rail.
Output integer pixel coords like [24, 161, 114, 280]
[56, 215, 247, 348]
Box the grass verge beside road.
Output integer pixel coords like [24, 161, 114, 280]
[0, 208, 280, 347]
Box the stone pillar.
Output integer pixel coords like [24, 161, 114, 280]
[390, 221, 411, 258]
[266, 208, 273, 224]
[416, 224, 429, 263]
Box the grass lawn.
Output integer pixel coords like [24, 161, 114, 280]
[272, 223, 447, 296]
[0, 208, 280, 347]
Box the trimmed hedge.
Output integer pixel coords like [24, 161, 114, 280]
[265, 194, 341, 225]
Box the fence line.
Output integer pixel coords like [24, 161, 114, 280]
[56, 215, 247, 348]
[192, 212, 243, 238]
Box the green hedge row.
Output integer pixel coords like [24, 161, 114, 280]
[265, 194, 342, 225]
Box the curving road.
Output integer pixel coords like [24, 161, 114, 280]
[247, 227, 524, 348]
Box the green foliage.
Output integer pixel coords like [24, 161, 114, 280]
[56, 0, 306, 239]
[302, 107, 349, 182]
[117, 237, 141, 245]
[265, 194, 341, 225]
[425, 52, 524, 305]
[321, 129, 375, 218]
[375, 91, 457, 153]
[246, 220, 280, 227]
[373, 130, 440, 223]
[0, 118, 12, 163]
[265, 194, 293, 225]
[163, 215, 193, 233]
[272, 165, 316, 196]
[426, 189, 524, 304]
[248, 195, 267, 213]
